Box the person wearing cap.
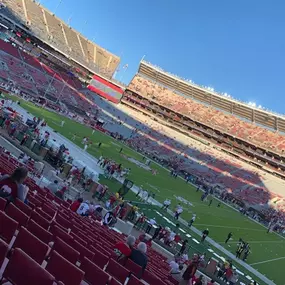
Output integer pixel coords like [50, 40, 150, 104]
[77, 200, 90, 216]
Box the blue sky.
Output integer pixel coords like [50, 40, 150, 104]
[41, 0, 285, 114]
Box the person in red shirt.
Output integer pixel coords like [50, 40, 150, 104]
[70, 198, 83, 212]
[0, 167, 28, 202]
[207, 279, 215, 285]
[114, 235, 136, 261]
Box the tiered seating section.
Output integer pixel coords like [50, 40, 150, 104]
[0, 0, 120, 78]
[128, 75, 285, 155]
[0, 153, 176, 285]
[80, 94, 284, 208]
[0, 40, 94, 110]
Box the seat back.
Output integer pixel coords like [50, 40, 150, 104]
[42, 204, 57, 218]
[14, 198, 33, 216]
[50, 224, 73, 243]
[72, 239, 94, 261]
[92, 247, 109, 269]
[106, 258, 130, 284]
[52, 237, 79, 264]
[128, 275, 144, 285]
[109, 277, 123, 285]
[143, 270, 164, 285]
[13, 227, 49, 264]
[31, 210, 51, 230]
[0, 197, 7, 211]
[126, 258, 143, 278]
[3, 248, 55, 285]
[80, 257, 110, 285]
[6, 203, 29, 228]
[56, 214, 71, 229]
[46, 250, 84, 285]
[0, 211, 18, 243]
[27, 219, 53, 244]
[0, 238, 9, 268]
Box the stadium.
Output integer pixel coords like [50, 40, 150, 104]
[0, 1, 284, 285]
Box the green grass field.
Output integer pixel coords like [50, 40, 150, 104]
[6, 94, 285, 284]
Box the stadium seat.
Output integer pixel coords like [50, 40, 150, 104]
[42, 204, 57, 218]
[143, 270, 165, 285]
[36, 208, 53, 221]
[72, 239, 94, 261]
[0, 238, 9, 268]
[125, 258, 143, 278]
[14, 198, 33, 216]
[105, 258, 130, 284]
[92, 247, 109, 269]
[13, 227, 49, 264]
[80, 257, 110, 285]
[51, 237, 80, 264]
[0, 211, 18, 243]
[1, 248, 55, 285]
[31, 210, 51, 230]
[0, 197, 7, 211]
[128, 275, 144, 285]
[5, 203, 29, 228]
[27, 219, 53, 244]
[109, 277, 123, 285]
[50, 224, 73, 244]
[46, 250, 84, 285]
[55, 214, 71, 229]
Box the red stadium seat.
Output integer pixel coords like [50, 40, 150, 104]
[125, 258, 143, 278]
[72, 239, 94, 261]
[109, 277, 123, 285]
[42, 204, 57, 218]
[46, 250, 84, 285]
[55, 214, 71, 229]
[0, 197, 7, 211]
[31, 210, 51, 230]
[143, 270, 166, 285]
[0, 211, 18, 243]
[105, 258, 130, 284]
[51, 237, 79, 264]
[14, 198, 33, 216]
[13, 227, 49, 264]
[2, 248, 55, 285]
[50, 224, 72, 243]
[92, 247, 109, 269]
[27, 219, 53, 244]
[80, 257, 110, 285]
[5, 203, 29, 228]
[128, 275, 144, 285]
[0, 238, 9, 268]
[36, 208, 53, 221]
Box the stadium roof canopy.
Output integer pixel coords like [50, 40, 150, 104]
[138, 61, 285, 133]
[0, 0, 120, 78]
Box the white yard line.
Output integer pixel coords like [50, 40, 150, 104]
[220, 240, 285, 244]
[250, 256, 285, 266]
[194, 223, 265, 232]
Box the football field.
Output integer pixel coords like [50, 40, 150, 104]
[6, 94, 285, 285]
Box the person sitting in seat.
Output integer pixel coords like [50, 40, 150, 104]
[77, 200, 90, 216]
[130, 242, 148, 276]
[70, 198, 83, 212]
[114, 235, 136, 261]
[0, 167, 28, 202]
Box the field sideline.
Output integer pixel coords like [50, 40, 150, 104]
[6, 94, 285, 284]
